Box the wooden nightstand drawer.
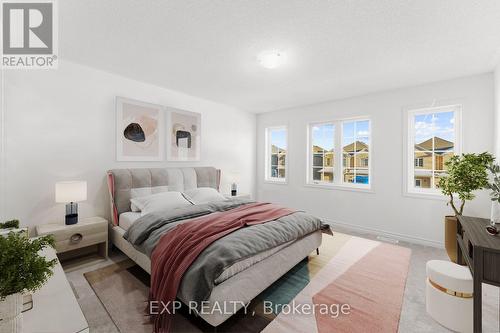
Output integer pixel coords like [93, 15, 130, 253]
[54, 230, 107, 253]
[36, 217, 109, 257]
[47, 222, 107, 243]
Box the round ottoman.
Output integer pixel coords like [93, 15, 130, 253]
[426, 260, 473, 333]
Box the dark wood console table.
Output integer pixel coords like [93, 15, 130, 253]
[457, 216, 500, 332]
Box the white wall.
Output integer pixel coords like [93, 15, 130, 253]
[257, 73, 494, 246]
[1, 61, 256, 231]
[495, 64, 500, 158]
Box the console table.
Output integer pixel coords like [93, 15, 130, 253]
[457, 215, 500, 332]
[23, 245, 89, 333]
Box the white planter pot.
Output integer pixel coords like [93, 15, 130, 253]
[491, 201, 500, 226]
[0, 293, 23, 333]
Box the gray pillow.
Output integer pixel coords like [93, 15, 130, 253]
[183, 187, 227, 205]
[130, 186, 169, 211]
[130, 191, 192, 216]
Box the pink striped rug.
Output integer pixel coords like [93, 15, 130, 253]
[263, 236, 411, 333]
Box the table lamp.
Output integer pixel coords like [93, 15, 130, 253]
[226, 171, 240, 196]
[55, 181, 87, 225]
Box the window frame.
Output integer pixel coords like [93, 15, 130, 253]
[307, 121, 336, 186]
[341, 119, 372, 189]
[265, 125, 288, 184]
[306, 117, 371, 190]
[405, 104, 462, 197]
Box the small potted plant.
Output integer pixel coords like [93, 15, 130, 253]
[0, 230, 56, 333]
[0, 219, 20, 229]
[486, 163, 500, 229]
[438, 152, 494, 262]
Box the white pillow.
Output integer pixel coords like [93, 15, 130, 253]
[130, 186, 169, 212]
[183, 187, 227, 205]
[130, 191, 192, 216]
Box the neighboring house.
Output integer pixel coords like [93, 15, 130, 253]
[311, 141, 370, 183]
[271, 145, 286, 178]
[343, 141, 369, 183]
[414, 136, 454, 188]
[312, 145, 334, 181]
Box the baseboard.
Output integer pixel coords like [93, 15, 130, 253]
[322, 218, 444, 248]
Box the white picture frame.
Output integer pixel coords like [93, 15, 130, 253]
[116, 97, 165, 161]
[166, 107, 201, 161]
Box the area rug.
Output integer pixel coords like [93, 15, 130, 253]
[84, 233, 411, 333]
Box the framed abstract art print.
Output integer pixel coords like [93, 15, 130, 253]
[166, 107, 201, 161]
[116, 97, 164, 161]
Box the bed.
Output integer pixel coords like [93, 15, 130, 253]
[107, 167, 323, 327]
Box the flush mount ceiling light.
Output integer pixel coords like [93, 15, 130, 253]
[257, 50, 287, 69]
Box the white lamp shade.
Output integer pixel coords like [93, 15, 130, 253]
[225, 171, 240, 184]
[55, 181, 87, 203]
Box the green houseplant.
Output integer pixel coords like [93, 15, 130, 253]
[438, 152, 494, 262]
[486, 163, 500, 225]
[0, 219, 19, 229]
[0, 231, 56, 333]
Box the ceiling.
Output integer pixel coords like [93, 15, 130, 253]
[60, 0, 500, 113]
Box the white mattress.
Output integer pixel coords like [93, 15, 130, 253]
[119, 212, 141, 231]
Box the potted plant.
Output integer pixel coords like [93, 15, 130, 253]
[0, 230, 56, 333]
[438, 152, 494, 262]
[0, 219, 20, 229]
[486, 162, 500, 225]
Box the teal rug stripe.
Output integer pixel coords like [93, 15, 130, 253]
[257, 258, 310, 314]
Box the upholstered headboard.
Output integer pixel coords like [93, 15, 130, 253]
[107, 167, 221, 225]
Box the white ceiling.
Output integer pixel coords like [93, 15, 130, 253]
[61, 0, 500, 113]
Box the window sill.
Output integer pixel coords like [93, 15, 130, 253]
[304, 183, 374, 193]
[403, 191, 448, 201]
[263, 179, 288, 185]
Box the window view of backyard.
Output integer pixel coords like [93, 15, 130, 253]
[412, 110, 455, 190]
[268, 127, 287, 180]
[342, 120, 370, 184]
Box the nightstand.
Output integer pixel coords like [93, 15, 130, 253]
[224, 193, 252, 200]
[36, 217, 108, 258]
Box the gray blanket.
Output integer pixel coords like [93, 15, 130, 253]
[123, 198, 326, 305]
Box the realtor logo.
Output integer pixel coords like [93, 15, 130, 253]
[2, 0, 58, 68]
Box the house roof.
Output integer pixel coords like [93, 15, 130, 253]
[313, 145, 334, 153]
[415, 137, 453, 151]
[343, 141, 369, 153]
[271, 145, 286, 154]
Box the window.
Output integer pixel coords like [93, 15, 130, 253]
[407, 105, 461, 194]
[307, 118, 370, 188]
[342, 120, 370, 186]
[265, 126, 287, 182]
[309, 123, 335, 184]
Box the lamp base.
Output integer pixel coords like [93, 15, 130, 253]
[65, 214, 78, 225]
[65, 202, 79, 225]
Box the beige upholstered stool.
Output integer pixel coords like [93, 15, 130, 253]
[426, 260, 473, 333]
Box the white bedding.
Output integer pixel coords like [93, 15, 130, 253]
[119, 212, 141, 231]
